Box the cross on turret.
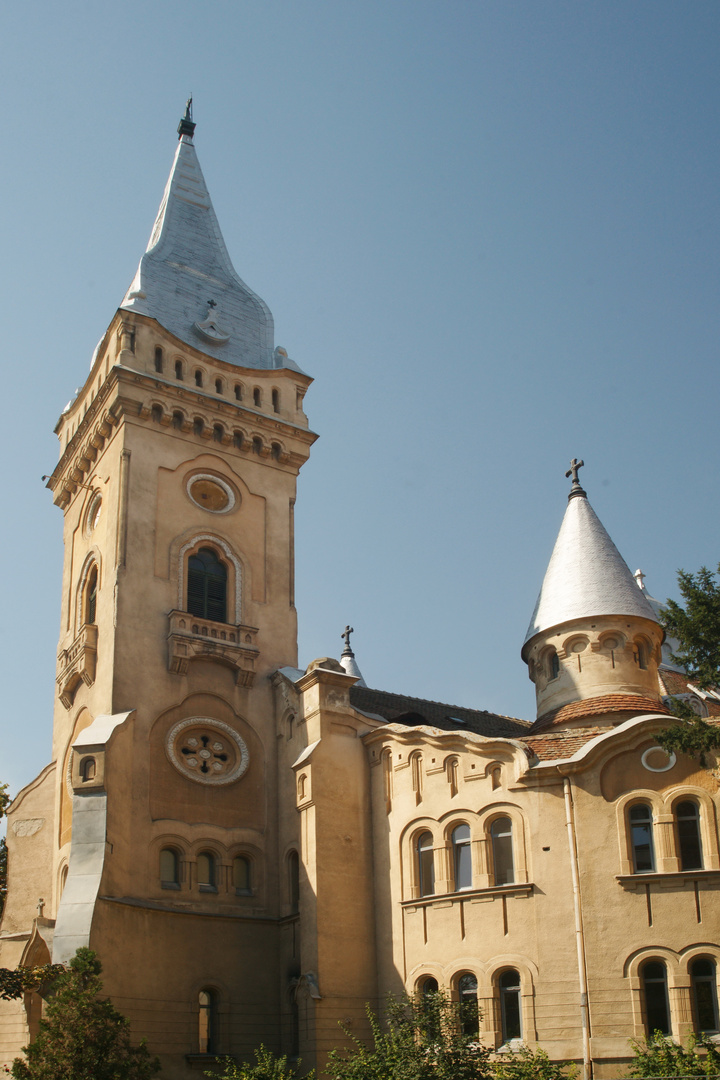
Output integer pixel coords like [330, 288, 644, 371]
[341, 625, 354, 654]
[565, 458, 586, 500]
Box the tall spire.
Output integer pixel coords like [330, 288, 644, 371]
[120, 105, 299, 372]
[339, 625, 367, 686]
[523, 463, 658, 650]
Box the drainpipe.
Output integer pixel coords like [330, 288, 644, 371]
[563, 774, 592, 1080]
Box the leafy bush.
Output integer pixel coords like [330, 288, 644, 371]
[206, 1045, 313, 1079]
[628, 1032, 720, 1077]
[494, 1045, 578, 1080]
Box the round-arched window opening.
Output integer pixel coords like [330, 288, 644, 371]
[187, 474, 236, 514]
[85, 493, 102, 536]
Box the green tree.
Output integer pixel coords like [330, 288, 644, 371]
[206, 1045, 313, 1079]
[325, 990, 492, 1080]
[628, 1032, 720, 1077]
[493, 1045, 577, 1080]
[10, 948, 160, 1080]
[657, 564, 720, 764]
[0, 782, 9, 919]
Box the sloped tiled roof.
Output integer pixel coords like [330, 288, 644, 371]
[658, 669, 720, 718]
[349, 686, 530, 738]
[530, 693, 669, 734]
[523, 727, 607, 760]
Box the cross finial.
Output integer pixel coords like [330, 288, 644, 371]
[37, 898, 45, 918]
[177, 96, 196, 140]
[565, 458, 586, 500]
[341, 625, 354, 654]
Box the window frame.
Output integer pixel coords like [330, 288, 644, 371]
[675, 799, 703, 872]
[628, 802, 656, 874]
[498, 968, 522, 1044]
[640, 959, 671, 1037]
[416, 831, 435, 897]
[490, 815, 515, 886]
[451, 823, 472, 892]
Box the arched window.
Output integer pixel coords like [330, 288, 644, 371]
[289, 851, 300, 914]
[691, 958, 719, 1033]
[271, 442, 281, 461]
[641, 960, 671, 1035]
[499, 969, 522, 1042]
[233, 432, 243, 450]
[452, 824, 472, 891]
[458, 973, 478, 1036]
[198, 989, 217, 1054]
[160, 848, 180, 889]
[215, 378, 222, 395]
[233, 856, 251, 895]
[234, 384, 243, 401]
[195, 369, 203, 388]
[411, 752, 423, 804]
[197, 851, 216, 892]
[629, 803, 655, 873]
[80, 757, 96, 782]
[60, 865, 69, 896]
[187, 548, 227, 623]
[85, 565, 98, 626]
[490, 816, 514, 885]
[637, 640, 649, 670]
[419, 976, 438, 995]
[151, 404, 163, 423]
[549, 650, 560, 680]
[272, 388, 280, 413]
[154, 346, 163, 373]
[252, 436, 262, 455]
[676, 801, 703, 871]
[175, 359, 183, 380]
[416, 832, 435, 897]
[172, 410, 184, 430]
[253, 387, 261, 407]
[491, 766, 502, 790]
[193, 418, 205, 437]
[213, 424, 224, 443]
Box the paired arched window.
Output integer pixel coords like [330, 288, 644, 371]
[498, 969, 522, 1042]
[676, 801, 703, 871]
[490, 816, 515, 885]
[416, 832, 435, 897]
[160, 848, 180, 889]
[691, 958, 719, 1033]
[187, 548, 227, 623]
[198, 989, 217, 1054]
[452, 824, 472, 891]
[233, 855, 251, 895]
[640, 960, 671, 1035]
[197, 851, 217, 892]
[458, 973, 478, 1036]
[629, 803, 655, 873]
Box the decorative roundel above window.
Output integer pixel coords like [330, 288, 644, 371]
[85, 493, 102, 535]
[641, 746, 677, 773]
[187, 474, 236, 514]
[166, 717, 249, 785]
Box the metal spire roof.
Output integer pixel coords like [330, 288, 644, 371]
[120, 106, 296, 372]
[339, 625, 367, 686]
[522, 465, 659, 651]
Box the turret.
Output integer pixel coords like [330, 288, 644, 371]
[521, 460, 666, 731]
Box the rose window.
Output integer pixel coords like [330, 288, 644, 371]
[166, 718, 249, 785]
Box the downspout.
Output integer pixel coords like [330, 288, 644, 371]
[563, 773, 592, 1080]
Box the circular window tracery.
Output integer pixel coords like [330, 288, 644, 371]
[166, 717, 249, 785]
[186, 474, 236, 514]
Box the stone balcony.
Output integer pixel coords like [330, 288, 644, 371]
[57, 624, 98, 707]
[167, 610, 259, 686]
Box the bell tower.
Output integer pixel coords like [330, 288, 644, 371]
[29, 104, 317, 1070]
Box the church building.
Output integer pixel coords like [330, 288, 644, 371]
[1, 105, 719, 1079]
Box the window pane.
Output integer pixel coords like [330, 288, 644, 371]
[418, 833, 435, 896]
[692, 959, 719, 1032]
[642, 963, 670, 1035]
[677, 802, 703, 871]
[453, 825, 472, 891]
[500, 970, 521, 1041]
[199, 989, 215, 1053]
[491, 817, 514, 885]
[197, 853, 214, 887]
[459, 973, 478, 1036]
[160, 849, 178, 885]
[630, 805, 655, 873]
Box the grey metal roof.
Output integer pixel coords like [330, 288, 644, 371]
[121, 134, 293, 372]
[523, 493, 659, 650]
[349, 686, 530, 737]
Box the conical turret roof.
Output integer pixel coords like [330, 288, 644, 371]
[121, 111, 295, 372]
[523, 486, 659, 653]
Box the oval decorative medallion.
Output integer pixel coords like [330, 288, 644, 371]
[166, 717, 249, 785]
[641, 746, 677, 773]
[187, 474, 236, 514]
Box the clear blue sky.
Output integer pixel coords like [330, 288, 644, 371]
[2, 1, 719, 798]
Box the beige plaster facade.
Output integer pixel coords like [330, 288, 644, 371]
[2, 117, 720, 1079]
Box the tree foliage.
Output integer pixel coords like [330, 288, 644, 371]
[493, 1045, 577, 1080]
[0, 782, 9, 920]
[325, 991, 493, 1080]
[206, 1044, 313, 1079]
[0, 964, 65, 1003]
[10, 948, 160, 1080]
[628, 1032, 720, 1077]
[657, 564, 720, 764]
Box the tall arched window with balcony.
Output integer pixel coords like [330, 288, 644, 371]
[187, 548, 227, 623]
[629, 803, 655, 873]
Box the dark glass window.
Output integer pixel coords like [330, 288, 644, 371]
[550, 651, 560, 679]
[86, 566, 98, 625]
[500, 969, 521, 1042]
[630, 804, 655, 873]
[195, 369, 203, 387]
[417, 832, 435, 897]
[676, 801, 703, 871]
[691, 958, 719, 1033]
[187, 548, 227, 623]
[253, 387, 261, 407]
[215, 378, 222, 394]
[458, 973, 478, 1036]
[198, 989, 216, 1053]
[491, 817, 515, 885]
[272, 388, 280, 413]
[175, 360, 183, 380]
[420, 977, 438, 995]
[234, 384, 242, 401]
[154, 346, 163, 373]
[641, 961, 671, 1035]
[452, 824, 472, 891]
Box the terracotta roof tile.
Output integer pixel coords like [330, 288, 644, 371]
[531, 694, 669, 734]
[523, 727, 606, 760]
